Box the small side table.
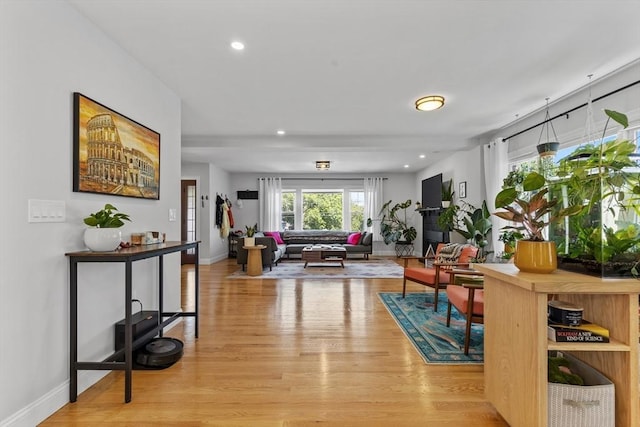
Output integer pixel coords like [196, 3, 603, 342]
[244, 245, 266, 276]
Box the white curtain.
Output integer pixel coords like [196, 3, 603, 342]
[483, 138, 509, 258]
[364, 177, 384, 242]
[258, 177, 282, 231]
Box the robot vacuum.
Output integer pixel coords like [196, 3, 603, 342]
[135, 337, 184, 369]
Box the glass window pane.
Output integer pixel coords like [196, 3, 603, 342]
[350, 191, 365, 231]
[281, 191, 295, 230]
[302, 190, 343, 230]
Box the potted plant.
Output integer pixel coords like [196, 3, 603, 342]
[244, 223, 258, 246]
[494, 171, 582, 273]
[453, 200, 493, 262]
[367, 199, 417, 245]
[441, 180, 454, 208]
[83, 203, 131, 251]
[498, 230, 524, 260]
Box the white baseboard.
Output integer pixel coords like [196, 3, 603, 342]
[1, 319, 183, 427]
[0, 370, 108, 427]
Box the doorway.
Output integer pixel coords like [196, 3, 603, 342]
[181, 179, 197, 264]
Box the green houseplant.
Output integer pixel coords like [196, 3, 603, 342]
[550, 109, 640, 276]
[453, 200, 493, 262]
[494, 171, 582, 272]
[498, 230, 524, 259]
[83, 204, 131, 251]
[83, 203, 131, 228]
[367, 199, 417, 244]
[244, 223, 258, 246]
[441, 180, 454, 207]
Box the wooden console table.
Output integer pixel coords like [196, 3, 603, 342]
[474, 264, 640, 427]
[65, 241, 200, 403]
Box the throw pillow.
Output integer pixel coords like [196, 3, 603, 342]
[264, 231, 284, 245]
[347, 232, 362, 245]
[435, 243, 464, 264]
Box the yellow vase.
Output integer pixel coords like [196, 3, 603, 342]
[514, 240, 557, 274]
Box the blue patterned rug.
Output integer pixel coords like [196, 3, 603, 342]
[379, 292, 484, 364]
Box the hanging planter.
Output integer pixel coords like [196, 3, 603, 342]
[536, 141, 559, 157]
[536, 98, 560, 159]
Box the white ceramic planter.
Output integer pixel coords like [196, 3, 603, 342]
[244, 237, 255, 246]
[84, 228, 122, 251]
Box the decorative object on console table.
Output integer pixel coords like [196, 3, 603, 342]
[83, 203, 131, 251]
[494, 171, 582, 273]
[73, 92, 160, 200]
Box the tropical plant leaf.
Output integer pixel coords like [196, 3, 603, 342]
[604, 109, 628, 129]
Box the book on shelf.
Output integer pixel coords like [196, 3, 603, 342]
[547, 320, 610, 343]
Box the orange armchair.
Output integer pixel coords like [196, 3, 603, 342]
[446, 269, 484, 355]
[402, 243, 478, 311]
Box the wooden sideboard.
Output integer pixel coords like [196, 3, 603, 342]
[474, 264, 640, 427]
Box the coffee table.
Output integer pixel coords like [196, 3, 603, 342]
[301, 246, 347, 268]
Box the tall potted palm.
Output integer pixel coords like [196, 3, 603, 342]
[494, 172, 582, 273]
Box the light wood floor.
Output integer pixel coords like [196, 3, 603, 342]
[41, 257, 508, 426]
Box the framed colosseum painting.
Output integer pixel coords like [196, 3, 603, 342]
[73, 92, 160, 200]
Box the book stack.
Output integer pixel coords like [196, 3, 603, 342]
[547, 320, 610, 343]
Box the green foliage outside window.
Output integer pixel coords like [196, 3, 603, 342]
[303, 192, 343, 230]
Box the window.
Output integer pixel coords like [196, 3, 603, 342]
[281, 191, 295, 230]
[302, 190, 343, 230]
[279, 185, 365, 231]
[349, 191, 365, 231]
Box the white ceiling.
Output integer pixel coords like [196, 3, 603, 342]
[67, 0, 640, 175]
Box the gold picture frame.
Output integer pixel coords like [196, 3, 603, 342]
[73, 92, 160, 200]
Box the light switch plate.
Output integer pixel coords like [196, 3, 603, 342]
[169, 208, 177, 222]
[28, 199, 66, 223]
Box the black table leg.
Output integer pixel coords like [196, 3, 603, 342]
[69, 259, 78, 402]
[124, 260, 132, 403]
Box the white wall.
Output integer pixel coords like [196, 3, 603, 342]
[0, 2, 182, 426]
[181, 161, 232, 264]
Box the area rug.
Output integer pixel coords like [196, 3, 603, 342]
[378, 292, 484, 364]
[227, 259, 404, 279]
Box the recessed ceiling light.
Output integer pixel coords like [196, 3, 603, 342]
[415, 95, 445, 111]
[404, 164, 410, 168]
[419, 154, 426, 159]
[230, 41, 245, 51]
[276, 129, 286, 136]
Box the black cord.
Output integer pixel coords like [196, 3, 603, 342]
[131, 299, 143, 313]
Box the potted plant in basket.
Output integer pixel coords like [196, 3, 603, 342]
[494, 171, 582, 273]
[83, 203, 131, 251]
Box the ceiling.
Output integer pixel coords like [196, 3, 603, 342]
[67, 0, 640, 175]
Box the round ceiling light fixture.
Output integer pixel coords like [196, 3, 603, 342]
[415, 95, 445, 111]
[230, 41, 245, 51]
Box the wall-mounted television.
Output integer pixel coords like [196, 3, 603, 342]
[421, 173, 442, 209]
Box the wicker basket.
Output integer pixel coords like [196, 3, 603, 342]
[548, 351, 614, 427]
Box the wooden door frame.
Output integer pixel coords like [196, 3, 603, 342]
[181, 179, 197, 264]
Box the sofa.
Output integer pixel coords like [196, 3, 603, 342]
[236, 230, 373, 271]
[281, 230, 372, 259]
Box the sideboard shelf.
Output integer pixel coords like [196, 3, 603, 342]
[474, 263, 640, 427]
